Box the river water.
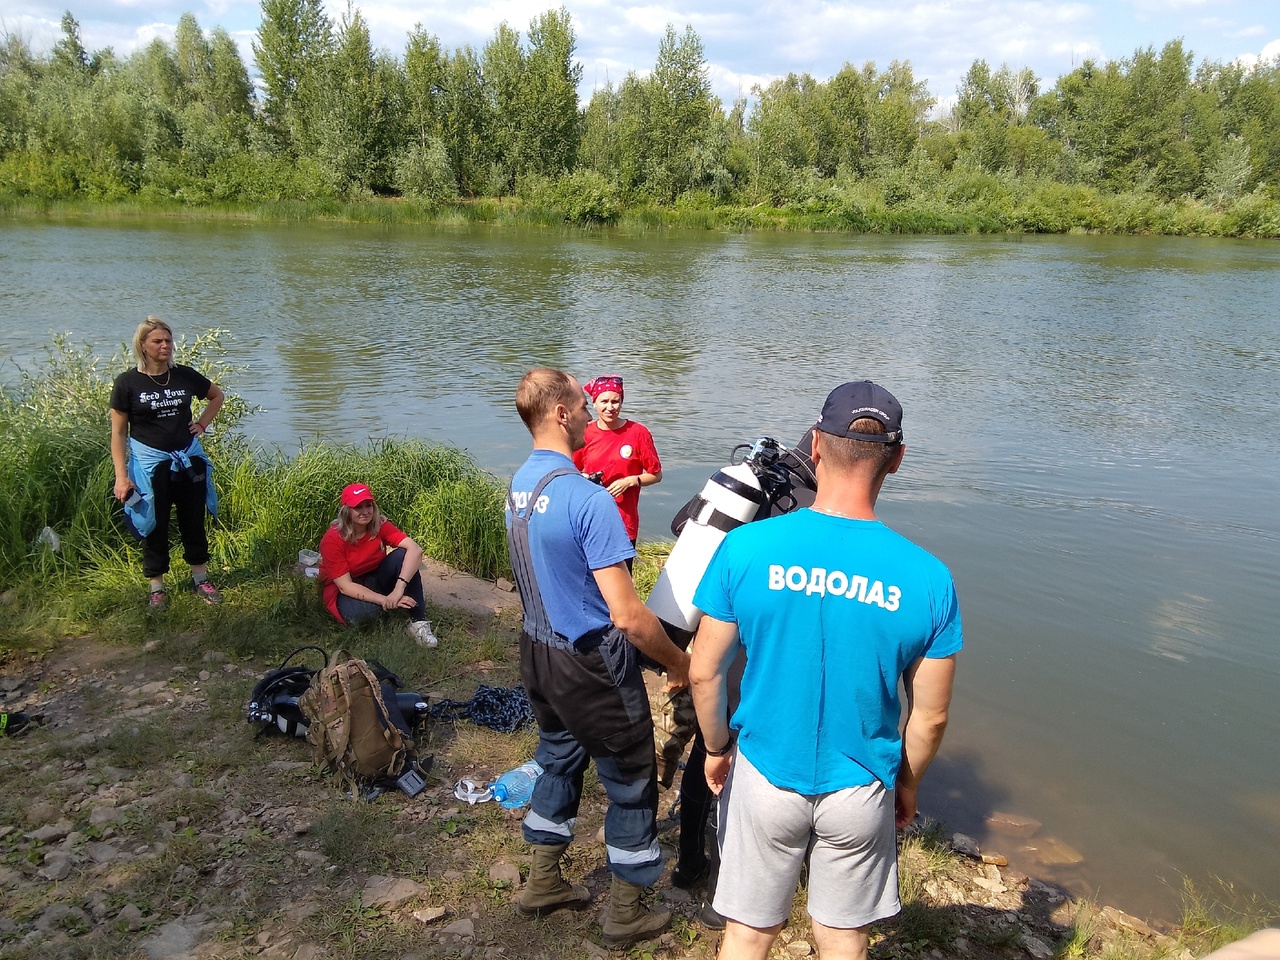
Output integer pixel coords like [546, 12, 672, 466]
[2, 219, 1278, 920]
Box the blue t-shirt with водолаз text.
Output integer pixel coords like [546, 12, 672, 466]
[693, 508, 962, 795]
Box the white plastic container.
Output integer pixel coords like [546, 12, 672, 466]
[298, 549, 321, 577]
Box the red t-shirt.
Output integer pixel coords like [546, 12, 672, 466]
[572, 419, 662, 540]
[318, 519, 406, 623]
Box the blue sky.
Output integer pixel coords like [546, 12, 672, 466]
[2, 0, 1277, 111]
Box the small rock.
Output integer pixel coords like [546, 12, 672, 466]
[1022, 933, 1054, 959]
[1101, 905, 1158, 938]
[34, 903, 90, 933]
[1029, 837, 1083, 866]
[198, 670, 211, 682]
[117, 903, 146, 931]
[38, 851, 74, 881]
[202, 651, 227, 663]
[139, 920, 197, 959]
[139, 681, 168, 696]
[786, 940, 813, 956]
[985, 811, 1042, 838]
[972, 876, 1005, 894]
[27, 820, 74, 844]
[90, 806, 126, 826]
[488, 862, 521, 887]
[579, 939, 608, 958]
[85, 841, 119, 864]
[951, 833, 981, 858]
[663, 887, 692, 903]
[413, 906, 448, 924]
[440, 918, 475, 938]
[981, 851, 1008, 866]
[293, 946, 327, 960]
[296, 851, 327, 866]
[362, 875, 428, 909]
[496, 578, 515, 593]
[26, 802, 60, 825]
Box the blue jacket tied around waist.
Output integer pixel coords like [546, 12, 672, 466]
[124, 436, 218, 538]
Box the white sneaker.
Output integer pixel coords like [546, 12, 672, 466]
[407, 620, 438, 648]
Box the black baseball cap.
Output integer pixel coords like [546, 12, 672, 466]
[816, 381, 904, 443]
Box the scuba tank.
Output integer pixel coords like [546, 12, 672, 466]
[646, 429, 819, 637]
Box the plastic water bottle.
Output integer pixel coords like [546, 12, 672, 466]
[490, 760, 544, 808]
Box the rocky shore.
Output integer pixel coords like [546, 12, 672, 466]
[0, 570, 1197, 960]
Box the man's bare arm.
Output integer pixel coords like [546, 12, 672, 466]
[594, 563, 690, 691]
[690, 615, 741, 794]
[896, 653, 957, 827]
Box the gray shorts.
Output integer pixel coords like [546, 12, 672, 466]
[712, 749, 900, 930]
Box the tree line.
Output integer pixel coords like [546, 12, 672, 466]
[2, 5, 1279, 233]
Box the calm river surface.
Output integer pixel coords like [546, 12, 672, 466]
[3, 219, 1278, 920]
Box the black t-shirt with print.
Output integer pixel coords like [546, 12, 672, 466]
[109, 365, 212, 452]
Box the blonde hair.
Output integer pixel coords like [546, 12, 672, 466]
[133, 316, 174, 372]
[334, 502, 384, 543]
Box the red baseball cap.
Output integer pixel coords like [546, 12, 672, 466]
[340, 483, 374, 507]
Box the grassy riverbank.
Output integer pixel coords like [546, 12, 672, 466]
[4, 182, 1279, 238]
[2, 574, 1276, 960]
[0, 333, 510, 661]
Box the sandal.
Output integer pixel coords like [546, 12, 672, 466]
[148, 589, 168, 612]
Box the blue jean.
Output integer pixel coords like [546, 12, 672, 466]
[518, 629, 662, 886]
[335, 548, 428, 625]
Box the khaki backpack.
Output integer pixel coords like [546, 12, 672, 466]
[299, 649, 414, 787]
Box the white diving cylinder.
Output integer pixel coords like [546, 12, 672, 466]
[646, 461, 767, 633]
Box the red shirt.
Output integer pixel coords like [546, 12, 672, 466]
[572, 419, 661, 540]
[318, 519, 406, 623]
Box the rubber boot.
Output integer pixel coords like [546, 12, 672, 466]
[517, 843, 590, 917]
[601, 875, 671, 948]
[672, 734, 712, 887]
[698, 801, 726, 930]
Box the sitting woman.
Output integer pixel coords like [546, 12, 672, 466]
[318, 483, 438, 647]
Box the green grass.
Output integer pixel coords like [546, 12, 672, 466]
[0, 334, 512, 658]
[7, 187, 1279, 238]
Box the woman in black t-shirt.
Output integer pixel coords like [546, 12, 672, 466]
[109, 317, 226, 612]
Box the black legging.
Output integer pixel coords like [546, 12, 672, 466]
[141, 458, 210, 579]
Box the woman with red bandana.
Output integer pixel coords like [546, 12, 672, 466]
[572, 376, 663, 560]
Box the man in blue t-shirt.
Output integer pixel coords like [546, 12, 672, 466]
[506, 368, 690, 949]
[690, 380, 962, 960]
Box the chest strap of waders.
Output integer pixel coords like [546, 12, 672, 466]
[507, 467, 580, 652]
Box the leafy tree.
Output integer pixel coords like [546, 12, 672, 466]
[402, 25, 445, 144]
[438, 45, 489, 195]
[481, 22, 523, 192]
[253, 0, 331, 150]
[310, 6, 393, 193]
[51, 11, 89, 78]
[521, 8, 581, 177]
